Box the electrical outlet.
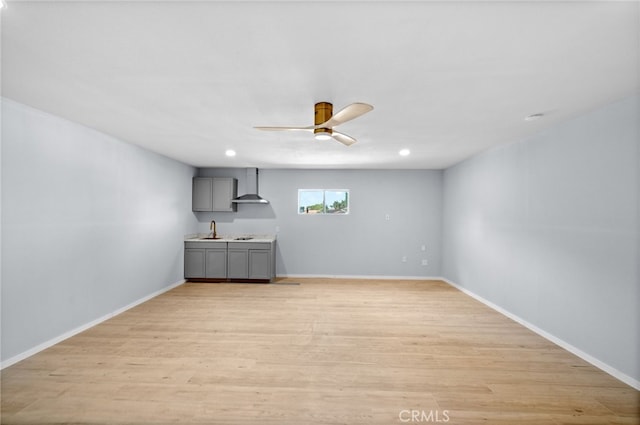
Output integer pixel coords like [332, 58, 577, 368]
[402, 256, 407, 263]
[385, 214, 390, 221]
[421, 259, 428, 266]
[421, 245, 426, 251]
[275, 226, 281, 233]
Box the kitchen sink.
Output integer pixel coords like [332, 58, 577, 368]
[234, 237, 253, 240]
[200, 237, 223, 240]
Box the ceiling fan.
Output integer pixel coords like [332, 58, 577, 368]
[254, 102, 373, 146]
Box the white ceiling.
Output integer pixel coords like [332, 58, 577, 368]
[2, 1, 639, 169]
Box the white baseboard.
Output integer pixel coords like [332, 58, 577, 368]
[1, 279, 186, 370]
[440, 277, 640, 391]
[277, 274, 443, 281]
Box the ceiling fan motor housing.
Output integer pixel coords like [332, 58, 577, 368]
[314, 102, 333, 136]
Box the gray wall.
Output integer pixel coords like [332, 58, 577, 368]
[3, 93, 637, 387]
[442, 95, 640, 384]
[1, 99, 199, 363]
[197, 168, 443, 278]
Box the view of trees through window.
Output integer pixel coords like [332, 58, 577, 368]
[298, 189, 349, 214]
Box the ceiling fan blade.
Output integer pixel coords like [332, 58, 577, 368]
[317, 103, 373, 128]
[254, 126, 313, 131]
[331, 131, 357, 146]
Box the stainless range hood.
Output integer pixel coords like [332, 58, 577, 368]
[232, 168, 269, 204]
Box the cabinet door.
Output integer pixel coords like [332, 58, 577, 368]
[227, 249, 248, 279]
[249, 250, 271, 280]
[185, 249, 205, 278]
[192, 178, 213, 211]
[212, 178, 238, 212]
[205, 249, 227, 279]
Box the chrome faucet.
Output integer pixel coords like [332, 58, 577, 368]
[210, 220, 217, 239]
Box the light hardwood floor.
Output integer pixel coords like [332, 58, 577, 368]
[2, 278, 638, 424]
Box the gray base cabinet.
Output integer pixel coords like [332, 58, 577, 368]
[192, 177, 238, 212]
[205, 248, 227, 279]
[185, 240, 276, 282]
[227, 242, 275, 281]
[184, 248, 206, 278]
[227, 248, 249, 279]
[185, 241, 228, 279]
[249, 250, 271, 280]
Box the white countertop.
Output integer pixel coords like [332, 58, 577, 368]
[184, 233, 276, 243]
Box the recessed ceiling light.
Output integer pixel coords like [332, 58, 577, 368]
[399, 149, 410, 156]
[525, 113, 544, 121]
[225, 149, 236, 157]
[0, 0, 6, 10]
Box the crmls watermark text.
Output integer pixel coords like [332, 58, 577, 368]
[399, 409, 450, 423]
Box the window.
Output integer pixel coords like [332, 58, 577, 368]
[298, 189, 349, 215]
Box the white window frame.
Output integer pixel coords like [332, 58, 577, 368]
[298, 189, 350, 215]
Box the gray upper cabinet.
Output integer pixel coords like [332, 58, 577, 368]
[192, 178, 213, 211]
[212, 178, 237, 212]
[192, 177, 238, 212]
